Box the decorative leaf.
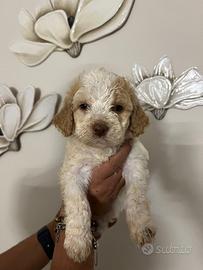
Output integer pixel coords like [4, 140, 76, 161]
[10, 40, 56, 67]
[70, 0, 124, 42]
[0, 104, 21, 142]
[21, 94, 57, 132]
[17, 86, 36, 129]
[132, 64, 150, 85]
[35, 10, 72, 49]
[0, 84, 16, 107]
[52, 0, 79, 17]
[18, 9, 39, 41]
[78, 0, 135, 43]
[153, 56, 174, 81]
[135, 76, 172, 109]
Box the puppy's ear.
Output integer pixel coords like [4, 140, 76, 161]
[130, 101, 149, 137]
[53, 81, 79, 137]
[125, 79, 149, 137]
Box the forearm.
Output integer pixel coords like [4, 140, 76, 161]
[0, 234, 49, 270]
[0, 222, 54, 270]
[50, 231, 94, 270]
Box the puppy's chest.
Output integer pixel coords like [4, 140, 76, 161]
[71, 145, 115, 166]
[64, 138, 117, 170]
[63, 138, 148, 186]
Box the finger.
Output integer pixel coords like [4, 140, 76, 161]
[111, 177, 125, 199]
[101, 141, 132, 178]
[110, 141, 132, 169]
[105, 169, 123, 189]
[57, 204, 65, 217]
[89, 169, 122, 200]
[108, 218, 117, 228]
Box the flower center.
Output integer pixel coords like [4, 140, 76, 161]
[68, 16, 75, 28]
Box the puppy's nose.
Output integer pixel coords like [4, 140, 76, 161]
[92, 121, 109, 137]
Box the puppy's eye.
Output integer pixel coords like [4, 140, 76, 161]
[111, 105, 124, 113]
[79, 103, 89, 111]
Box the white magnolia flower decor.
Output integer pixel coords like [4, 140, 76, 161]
[10, 0, 135, 66]
[0, 85, 58, 156]
[132, 56, 203, 120]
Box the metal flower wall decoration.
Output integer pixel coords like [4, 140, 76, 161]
[10, 0, 135, 66]
[132, 56, 203, 119]
[0, 85, 58, 156]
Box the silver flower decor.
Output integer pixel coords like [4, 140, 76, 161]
[10, 0, 135, 66]
[0, 85, 58, 156]
[132, 56, 203, 120]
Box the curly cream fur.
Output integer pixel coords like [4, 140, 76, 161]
[54, 68, 155, 262]
[53, 80, 80, 136]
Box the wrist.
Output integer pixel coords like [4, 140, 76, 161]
[37, 225, 55, 260]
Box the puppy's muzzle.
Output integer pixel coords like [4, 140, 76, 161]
[92, 121, 109, 137]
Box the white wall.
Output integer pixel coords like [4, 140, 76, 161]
[0, 0, 203, 269]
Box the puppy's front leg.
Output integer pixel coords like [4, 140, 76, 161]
[62, 172, 92, 263]
[124, 160, 156, 247]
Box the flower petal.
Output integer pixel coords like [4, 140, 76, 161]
[35, 10, 72, 49]
[0, 146, 9, 155]
[17, 86, 36, 129]
[70, 0, 124, 42]
[0, 84, 16, 107]
[132, 64, 150, 86]
[0, 104, 21, 142]
[52, 0, 79, 16]
[174, 97, 203, 110]
[10, 41, 56, 66]
[0, 136, 9, 149]
[18, 9, 39, 41]
[20, 94, 58, 132]
[135, 76, 172, 109]
[153, 56, 174, 81]
[75, 0, 135, 43]
[167, 68, 203, 107]
[35, 0, 54, 20]
[173, 67, 202, 89]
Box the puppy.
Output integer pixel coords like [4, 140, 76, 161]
[54, 68, 155, 262]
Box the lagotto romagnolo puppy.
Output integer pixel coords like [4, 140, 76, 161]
[54, 68, 156, 262]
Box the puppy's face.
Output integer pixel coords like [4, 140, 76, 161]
[73, 76, 133, 147]
[54, 69, 149, 148]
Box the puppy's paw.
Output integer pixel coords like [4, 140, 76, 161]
[131, 222, 156, 247]
[64, 231, 92, 263]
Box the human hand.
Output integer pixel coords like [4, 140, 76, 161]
[87, 140, 132, 218]
[50, 140, 132, 241]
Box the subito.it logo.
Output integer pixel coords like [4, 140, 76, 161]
[141, 243, 154, 255]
